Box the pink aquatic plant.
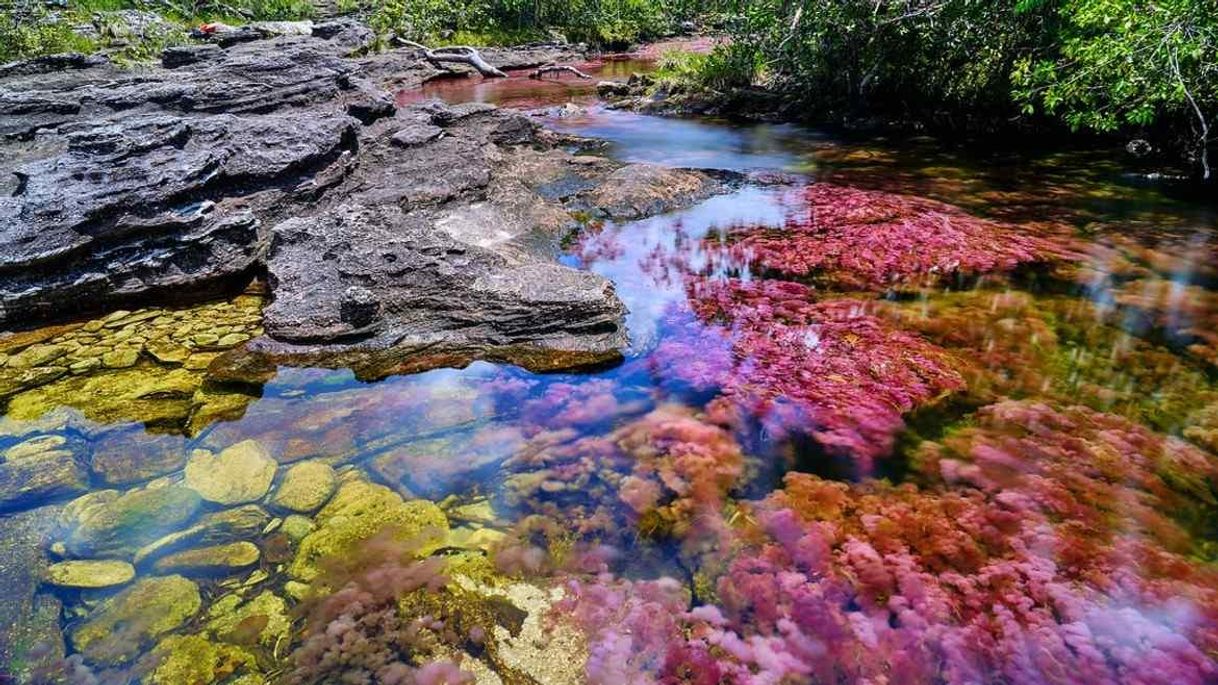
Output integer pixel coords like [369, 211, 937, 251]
[706, 183, 1077, 290]
[649, 279, 964, 473]
[499, 405, 747, 552]
[549, 401, 1218, 685]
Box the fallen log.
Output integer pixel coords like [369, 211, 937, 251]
[528, 63, 592, 80]
[397, 38, 507, 78]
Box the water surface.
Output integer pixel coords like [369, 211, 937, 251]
[3, 74, 1218, 685]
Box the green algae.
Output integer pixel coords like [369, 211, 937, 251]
[289, 479, 449, 582]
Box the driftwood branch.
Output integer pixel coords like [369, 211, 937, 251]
[528, 63, 592, 80]
[397, 39, 507, 78]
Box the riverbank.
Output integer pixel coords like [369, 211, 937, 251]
[0, 26, 724, 384]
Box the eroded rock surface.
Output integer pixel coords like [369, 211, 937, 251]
[1, 32, 722, 374]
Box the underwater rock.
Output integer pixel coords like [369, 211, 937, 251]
[280, 514, 315, 542]
[68, 575, 201, 666]
[0, 365, 68, 398]
[146, 634, 257, 685]
[0, 506, 65, 683]
[205, 590, 291, 648]
[0, 433, 89, 513]
[368, 425, 525, 498]
[5, 344, 67, 369]
[270, 460, 338, 513]
[152, 541, 261, 576]
[184, 440, 277, 505]
[44, 559, 135, 589]
[289, 479, 448, 581]
[4, 366, 204, 428]
[64, 485, 203, 558]
[89, 428, 189, 486]
[580, 164, 719, 220]
[134, 504, 271, 567]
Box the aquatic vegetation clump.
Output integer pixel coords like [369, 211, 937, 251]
[709, 183, 1076, 290]
[651, 279, 964, 473]
[285, 533, 469, 685]
[501, 406, 747, 551]
[549, 400, 1218, 684]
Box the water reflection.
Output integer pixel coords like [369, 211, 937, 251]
[2, 102, 1217, 684]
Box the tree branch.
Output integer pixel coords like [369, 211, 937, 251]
[396, 39, 507, 78]
[528, 63, 592, 80]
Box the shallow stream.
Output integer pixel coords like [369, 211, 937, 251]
[2, 58, 1218, 685]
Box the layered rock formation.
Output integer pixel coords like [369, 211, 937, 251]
[0, 27, 720, 375]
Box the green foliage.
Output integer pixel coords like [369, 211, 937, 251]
[702, 1, 1051, 113]
[1012, 0, 1216, 175]
[0, 0, 313, 64]
[690, 0, 1215, 175]
[1, 4, 96, 62]
[355, 0, 690, 48]
[657, 44, 758, 91]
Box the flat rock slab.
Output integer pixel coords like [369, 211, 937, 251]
[0, 32, 723, 376]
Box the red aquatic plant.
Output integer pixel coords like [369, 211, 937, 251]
[706, 183, 1077, 290]
[499, 405, 747, 552]
[550, 401, 1218, 685]
[649, 279, 965, 473]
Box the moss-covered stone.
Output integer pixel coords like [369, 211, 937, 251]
[147, 634, 257, 685]
[184, 441, 277, 505]
[280, 514, 315, 542]
[68, 575, 201, 666]
[152, 541, 261, 576]
[64, 485, 202, 558]
[0, 433, 89, 513]
[5, 367, 203, 426]
[44, 559, 135, 588]
[88, 428, 189, 487]
[6, 344, 67, 369]
[289, 479, 448, 581]
[205, 590, 290, 648]
[134, 504, 271, 567]
[269, 460, 337, 513]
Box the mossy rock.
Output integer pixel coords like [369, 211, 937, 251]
[146, 634, 257, 685]
[134, 504, 271, 568]
[184, 441, 277, 505]
[205, 590, 290, 648]
[68, 575, 201, 666]
[0, 433, 89, 513]
[270, 460, 337, 513]
[44, 559, 135, 589]
[5, 367, 205, 427]
[289, 479, 448, 582]
[152, 541, 261, 576]
[64, 485, 203, 558]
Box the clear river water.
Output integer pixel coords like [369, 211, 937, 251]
[2, 56, 1217, 685]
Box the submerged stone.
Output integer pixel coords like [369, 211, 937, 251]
[205, 590, 290, 647]
[134, 504, 272, 567]
[147, 634, 257, 685]
[68, 575, 201, 666]
[45, 559, 136, 588]
[270, 460, 337, 513]
[0, 433, 89, 512]
[152, 541, 261, 575]
[184, 440, 277, 504]
[289, 479, 448, 581]
[6, 344, 67, 369]
[64, 485, 203, 558]
[89, 428, 189, 486]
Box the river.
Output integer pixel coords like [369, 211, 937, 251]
[2, 53, 1217, 685]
